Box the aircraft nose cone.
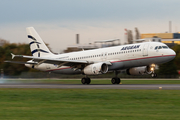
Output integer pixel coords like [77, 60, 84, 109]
[170, 49, 176, 57]
[168, 49, 176, 60]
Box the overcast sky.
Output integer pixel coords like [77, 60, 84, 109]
[0, 0, 180, 53]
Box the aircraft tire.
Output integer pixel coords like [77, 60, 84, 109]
[81, 77, 86, 84]
[152, 73, 157, 78]
[154, 73, 157, 78]
[116, 78, 121, 84]
[111, 77, 117, 84]
[86, 77, 91, 84]
[111, 77, 121, 84]
[81, 77, 91, 84]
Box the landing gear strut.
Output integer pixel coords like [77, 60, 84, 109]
[81, 77, 91, 84]
[111, 71, 121, 84]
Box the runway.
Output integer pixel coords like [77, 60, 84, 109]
[0, 83, 180, 89]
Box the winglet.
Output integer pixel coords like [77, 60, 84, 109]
[11, 53, 15, 59]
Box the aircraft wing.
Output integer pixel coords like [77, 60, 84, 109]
[7, 53, 112, 67]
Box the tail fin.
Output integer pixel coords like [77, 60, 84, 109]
[26, 27, 53, 57]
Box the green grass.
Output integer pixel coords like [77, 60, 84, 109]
[1, 79, 180, 84]
[0, 89, 180, 120]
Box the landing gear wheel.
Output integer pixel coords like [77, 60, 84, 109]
[151, 73, 157, 78]
[111, 77, 121, 84]
[111, 77, 116, 84]
[81, 77, 91, 84]
[81, 77, 86, 84]
[86, 77, 91, 84]
[116, 78, 121, 84]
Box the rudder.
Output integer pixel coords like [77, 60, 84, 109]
[26, 27, 53, 57]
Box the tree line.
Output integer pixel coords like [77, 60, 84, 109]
[0, 39, 34, 76]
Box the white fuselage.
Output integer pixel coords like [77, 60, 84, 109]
[26, 42, 176, 74]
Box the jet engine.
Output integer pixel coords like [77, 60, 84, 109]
[126, 66, 153, 75]
[83, 63, 108, 75]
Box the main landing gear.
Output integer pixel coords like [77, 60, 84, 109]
[111, 77, 121, 84]
[81, 77, 91, 84]
[111, 70, 121, 84]
[81, 71, 121, 85]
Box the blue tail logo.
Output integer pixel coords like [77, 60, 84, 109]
[28, 35, 49, 57]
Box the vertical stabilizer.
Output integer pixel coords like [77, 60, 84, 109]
[26, 27, 53, 57]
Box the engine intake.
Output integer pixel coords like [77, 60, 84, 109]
[83, 63, 108, 75]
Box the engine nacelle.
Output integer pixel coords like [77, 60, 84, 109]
[126, 66, 152, 76]
[83, 63, 108, 75]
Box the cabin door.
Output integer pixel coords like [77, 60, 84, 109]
[143, 43, 149, 56]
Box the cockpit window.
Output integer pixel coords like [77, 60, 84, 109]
[155, 46, 158, 50]
[158, 46, 162, 49]
[155, 45, 169, 50]
[162, 46, 169, 49]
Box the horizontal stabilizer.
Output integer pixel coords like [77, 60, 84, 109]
[10, 53, 24, 59]
[11, 53, 15, 59]
[4, 61, 36, 65]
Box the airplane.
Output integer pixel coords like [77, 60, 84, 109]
[5, 27, 176, 84]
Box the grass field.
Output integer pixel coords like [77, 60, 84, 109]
[0, 88, 180, 120]
[1, 79, 180, 84]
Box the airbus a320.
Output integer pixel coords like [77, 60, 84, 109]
[5, 27, 176, 84]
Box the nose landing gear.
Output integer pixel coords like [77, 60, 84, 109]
[150, 64, 157, 78]
[151, 73, 157, 78]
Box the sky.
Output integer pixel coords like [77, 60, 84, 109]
[0, 0, 180, 53]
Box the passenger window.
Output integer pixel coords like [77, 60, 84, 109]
[158, 46, 162, 49]
[155, 46, 158, 50]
